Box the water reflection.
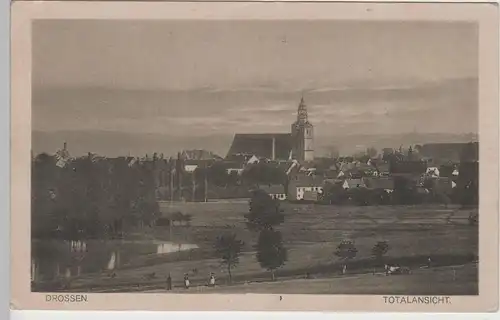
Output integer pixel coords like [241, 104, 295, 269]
[31, 239, 199, 282]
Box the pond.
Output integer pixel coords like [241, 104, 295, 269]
[31, 239, 199, 282]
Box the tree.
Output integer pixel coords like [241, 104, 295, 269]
[392, 176, 416, 205]
[31, 153, 161, 240]
[242, 162, 286, 187]
[334, 240, 358, 274]
[460, 142, 478, 163]
[244, 189, 284, 231]
[214, 232, 244, 284]
[382, 148, 394, 162]
[407, 146, 414, 160]
[371, 241, 390, 268]
[255, 229, 288, 281]
[349, 187, 371, 206]
[207, 162, 230, 187]
[353, 151, 369, 163]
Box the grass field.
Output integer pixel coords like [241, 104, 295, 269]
[52, 202, 478, 295]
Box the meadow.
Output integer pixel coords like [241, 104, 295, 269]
[59, 201, 478, 295]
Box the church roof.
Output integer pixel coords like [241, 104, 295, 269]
[226, 133, 293, 161]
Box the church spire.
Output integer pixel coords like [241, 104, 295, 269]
[296, 96, 308, 123]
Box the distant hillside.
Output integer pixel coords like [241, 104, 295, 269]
[315, 132, 478, 156]
[32, 130, 233, 158]
[33, 129, 478, 158]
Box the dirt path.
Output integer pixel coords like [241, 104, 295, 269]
[139, 263, 477, 295]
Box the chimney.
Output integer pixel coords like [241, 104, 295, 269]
[272, 137, 276, 161]
[63, 142, 67, 150]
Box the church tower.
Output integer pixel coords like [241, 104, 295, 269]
[291, 97, 314, 162]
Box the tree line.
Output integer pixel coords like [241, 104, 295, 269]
[321, 175, 478, 207]
[31, 153, 159, 241]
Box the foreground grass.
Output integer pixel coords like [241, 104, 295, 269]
[33, 204, 478, 294]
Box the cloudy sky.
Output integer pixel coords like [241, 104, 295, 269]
[32, 20, 478, 157]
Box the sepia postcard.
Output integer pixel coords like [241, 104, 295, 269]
[10, 0, 500, 313]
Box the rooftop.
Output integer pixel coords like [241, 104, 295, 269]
[226, 133, 293, 161]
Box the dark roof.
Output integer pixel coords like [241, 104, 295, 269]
[211, 160, 244, 170]
[288, 175, 325, 187]
[343, 179, 366, 188]
[419, 142, 478, 163]
[431, 177, 454, 194]
[324, 170, 339, 179]
[226, 133, 292, 161]
[374, 162, 390, 173]
[184, 159, 215, 166]
[259, 185, 286, 195]
[224, 153, 254, 164]
[363, 177, 395, 190]
[271, 161, 293, 173]
[390, 160, 427, 175]
[439, 164, 456, 178]
[324, 178, 343, 185]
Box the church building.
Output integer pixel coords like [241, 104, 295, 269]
[226, 97, 315, 163]
[291, 97, 314, 162]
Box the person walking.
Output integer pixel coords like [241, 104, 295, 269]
[208, 273, 215, 287]
[184, 274, 190, 289]
[166, 273, 172, 291]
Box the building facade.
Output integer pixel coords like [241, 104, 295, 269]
[226, 97, 315, 163]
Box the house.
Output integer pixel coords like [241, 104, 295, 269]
[356, 163, 376, 175]
[247, 155, 260, 165]
[439, 164, 456, 178]
[348, 169, 365, 179]
[363, 177, 395, 193]
[184, 164, 199, 173]
[324, 169, 339, 179]
[374, 162, 390, 177]
[336, 162, 355, 179]
[342, 179, 366, 190]
[430, 177, 456, 195]
[301, 189, 321, 202]
[426, 167, 440, 178]
[225, 153, 254, 164]
[259, 185, 287, 201]
[288, 175, 325, 201]
[390, 160, 427, 176]
[226, 168, 244, 175]
[220, 160, 246, 175]
[335, 161, 375, 179]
